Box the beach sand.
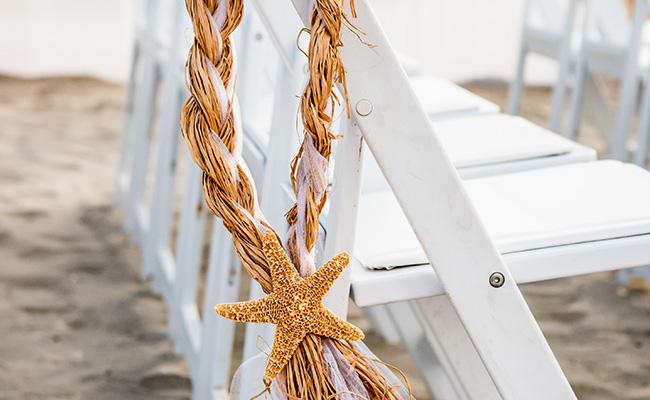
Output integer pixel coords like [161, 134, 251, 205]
[1, 76, 649, 399]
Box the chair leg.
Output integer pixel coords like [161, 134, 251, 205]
[612, 76, 641, 161]
[392, 296, 502, 400]
[116, 42, 141, 206]
[142, 88, 183, 279]
[611, 0, 648, 160]
[123, 61, 160, 238]
[567, 57, 587, 141]
[384, 301, 466, 400]
[507, 45, 528, 116]
[634, 79, 650, 167]
[168, 162, 208, 355]
[362, 305, 402, 345]
[548, 52, 571, 133]
[194, 224, 241, 400]
[242, 284, 276, 362]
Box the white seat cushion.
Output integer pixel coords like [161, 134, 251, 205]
[409, 75, 500, 118]
[355, 160, 650, 269]
[431, 114, 576, 168]
[361, 114, 595, 192]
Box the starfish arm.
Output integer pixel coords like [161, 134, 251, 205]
[311, 306, 364, 342]
[264, 322, 308, 382]
[214, 296, 281, 324]
[262, 231, 301, 290]
[306, 252, 350, 298]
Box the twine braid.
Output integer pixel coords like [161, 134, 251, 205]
[181, 0, 409, 398]
[181, 0, 273, 293]
[285, 0, 350, 270]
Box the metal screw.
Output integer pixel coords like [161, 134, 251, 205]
[356, 100, 373, 116]
[489, 272, 505, 288]
[254, 32, 263, 41]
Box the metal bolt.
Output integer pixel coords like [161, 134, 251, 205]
[356, 100, 373, 116]
[254, 32, 263, 41]
[489, 272, 505, 288]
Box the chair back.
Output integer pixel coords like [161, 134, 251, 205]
[524, 0, 567, 33]
[584, 0, 631, 46]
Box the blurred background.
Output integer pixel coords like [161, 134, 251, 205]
[1, 1, 650, 400]
[0, 0, 556, 84]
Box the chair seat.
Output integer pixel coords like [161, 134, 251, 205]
[361, 114, 596, 192]
[436, 115, 584, 168]
[351, 161, 650, 306]
[408, 76, 499, 119]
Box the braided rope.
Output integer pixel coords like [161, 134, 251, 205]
[181, 0, 274, 292]
[284, 0, 349, 274]
[181, 1, 409, 398]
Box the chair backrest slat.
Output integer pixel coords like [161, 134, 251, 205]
[525, 0, 565, 32]
[586, 0, 631, 46]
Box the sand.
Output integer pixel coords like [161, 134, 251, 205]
[1, 76, 649, 399]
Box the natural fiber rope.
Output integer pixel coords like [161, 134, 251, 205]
[284, 0, 350, 273]
[181, 0, 410, 398]
[181, 0, 274, 292]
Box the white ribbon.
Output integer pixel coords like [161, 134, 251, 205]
[285, 135, 329, 276]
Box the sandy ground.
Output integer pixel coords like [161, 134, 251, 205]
[1, 76, 650, 399]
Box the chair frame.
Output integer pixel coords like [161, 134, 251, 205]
[567, 0, 650, 160]
[286, 0, 577, 397]
[117, 0, 650, 398]
[507, 0, 580, 133]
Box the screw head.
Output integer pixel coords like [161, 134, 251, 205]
[489, 272, 505, 288]
[355, 100, 373, 116]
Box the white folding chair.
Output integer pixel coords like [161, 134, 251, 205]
[113, 2, 304, 398]
[140, 1, 193, 283]
[507, 0, 581, 132]
[114, 2, 264, 398]
[283, 0, 650, 398]
[242, 2, 636, 396]
[120, 0, 649, 398]
[116, 0, 149, 205]
[350, 161, 650, 398]
[239, 0, 595, 362]
[118, 0, 177, 242]
[567, 0, 650, 160]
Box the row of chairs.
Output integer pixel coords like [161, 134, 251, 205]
[509, 0, 650, 164]
[253, 2, 650, 399]
[117, 0, 650, 398]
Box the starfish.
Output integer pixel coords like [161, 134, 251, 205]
[214, 230, 364, 382]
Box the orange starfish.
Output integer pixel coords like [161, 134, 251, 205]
[214, 230, 364, 382]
